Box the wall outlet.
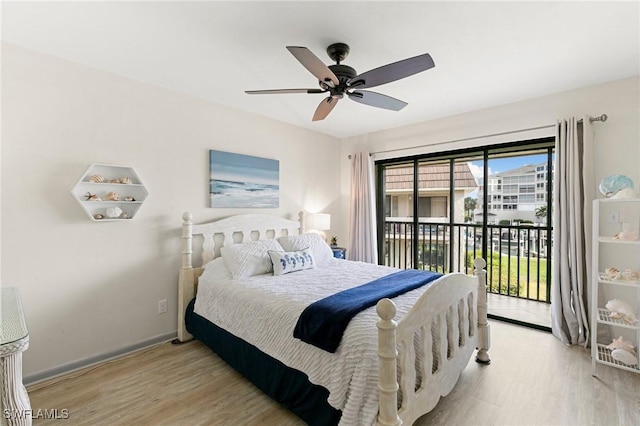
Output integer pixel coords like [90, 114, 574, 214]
[158, 299, 168, 314]
[607, 210, 619, 224]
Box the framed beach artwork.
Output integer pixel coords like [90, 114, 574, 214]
[209, 150, 279, 208]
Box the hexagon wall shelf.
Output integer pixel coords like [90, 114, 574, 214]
[71, 163, 149, 221]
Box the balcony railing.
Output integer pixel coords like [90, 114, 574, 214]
[382, 219, 552, 303]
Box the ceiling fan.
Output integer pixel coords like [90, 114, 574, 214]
[245, 43, 435, 121]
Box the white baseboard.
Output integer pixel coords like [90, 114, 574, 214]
[24, 332, 177, 387]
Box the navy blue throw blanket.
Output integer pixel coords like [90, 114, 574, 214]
[293, 269, 442, 353]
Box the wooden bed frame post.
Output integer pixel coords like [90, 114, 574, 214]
[298, 211, 305, 234]
[177, 212, 195, 343]
[376, 299, 402, 426]
[474, 258, 491, 364]
[182, 212, 193, 270]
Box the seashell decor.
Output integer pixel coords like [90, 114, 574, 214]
[606, 298, 637, 324]
[599, 175, 634, 198]
[607, 336, 637, 366]
[106, 177, 133, 184]
[85, 192, 101, 201]
[602, 267, 640, 282]
[74, 164, 148, 220]
[104, 191, 120, 201]
[106, 206, 123, 218]
[606, 336, 636, 354]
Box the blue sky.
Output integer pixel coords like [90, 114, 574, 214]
[210, 150, 279, 185]
[467, 153, 550, 181]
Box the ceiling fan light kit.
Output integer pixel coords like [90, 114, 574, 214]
[245, 42, 435, 121]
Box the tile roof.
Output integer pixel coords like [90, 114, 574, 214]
[385, 163, 478, 191]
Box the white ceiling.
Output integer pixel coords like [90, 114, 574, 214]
[2, 1, 639, 139]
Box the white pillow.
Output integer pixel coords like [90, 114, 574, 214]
[220, 239, 284, 279]
[268, 249, 316, 276]
[277, 233, 333, 266]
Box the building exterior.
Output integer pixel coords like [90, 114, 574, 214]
[382, 162, 478, 270]
[384, 162, 478, 222]
[476, 162, 552, 225]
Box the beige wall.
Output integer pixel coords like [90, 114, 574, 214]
[1, 44, 341, 379]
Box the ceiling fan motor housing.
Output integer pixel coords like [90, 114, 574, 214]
[328, 64, 357, 82]
[322, 65, 357, 97]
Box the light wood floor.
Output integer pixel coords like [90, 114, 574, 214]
[28, 321, 640, 425]
[487, 293, 552, 329]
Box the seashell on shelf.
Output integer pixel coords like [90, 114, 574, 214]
[606, 336, 636, 355]
[93, 214, 104, 220]
[120, 177, 133, 184]
[599, 175, 634, 198]
[602, 267, 640, 282]
[613, 230, 639, 241]
[85, 192, 101, 201]
[122, 212, 130, 219]
[89, 174, 104, 183]
[109, 178, 122, 184]
[611, 348, 638, 365]
[606, 299, 634, 316]
[603, 267, 619, 280]
[606, 299, 637, 324]
[106, 206, 123, 218]
[124, 196, 135, 202]
[104, 191, 120, 201]
[617, 269, 640, 281]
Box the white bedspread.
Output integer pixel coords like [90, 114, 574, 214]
[194, 258, 432, 426]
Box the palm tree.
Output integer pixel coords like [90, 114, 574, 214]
[535, 205, 547, 223]
[464, 197, 477, 222]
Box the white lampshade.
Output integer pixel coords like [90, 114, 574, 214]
[307, 213, 331, 231]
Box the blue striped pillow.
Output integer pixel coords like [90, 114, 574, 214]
[268, 248, 316, 276]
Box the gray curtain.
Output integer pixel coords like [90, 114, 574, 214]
[551, 117, 595, 346]
[348, 152, 378, 263]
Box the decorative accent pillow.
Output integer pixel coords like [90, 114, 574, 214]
[268, 249, 316, 276]
[277, 233, 334, 266]
[220, 239, 285, 279]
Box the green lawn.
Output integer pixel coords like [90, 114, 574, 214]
[467, 251, 549, 302]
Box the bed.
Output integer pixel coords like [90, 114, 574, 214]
[176, 212, 490, 426]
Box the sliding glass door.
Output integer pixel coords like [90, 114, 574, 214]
[376, 138, 555, 326]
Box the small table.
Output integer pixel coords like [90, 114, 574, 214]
[1, 287, 31, 426]
[331, 247, 347, 259]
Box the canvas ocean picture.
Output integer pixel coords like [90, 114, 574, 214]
[210, 150, 279, 208]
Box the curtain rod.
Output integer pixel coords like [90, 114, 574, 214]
[581, 113, 608, 124]
[347, 113, 608, 159]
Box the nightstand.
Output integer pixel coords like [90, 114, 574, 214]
[331, 247, 346, 259]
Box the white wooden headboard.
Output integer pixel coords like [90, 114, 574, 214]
[177, 212, 303, 342]
[181, 212, 303, 268]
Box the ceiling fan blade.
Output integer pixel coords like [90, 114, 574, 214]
[348, 90, 408, 111]
[286, 46, 340, 87]
[245, 89, 326, 94]
[349, 53, 435, 89]
[312, 96, 339, 121]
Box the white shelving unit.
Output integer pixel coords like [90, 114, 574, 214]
[591, 198, 640, 375]
[71, 163, 149, 221]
